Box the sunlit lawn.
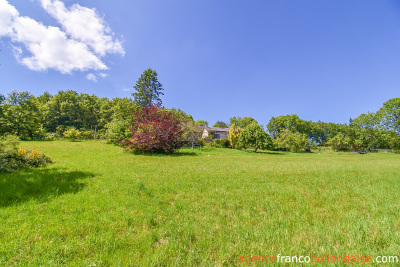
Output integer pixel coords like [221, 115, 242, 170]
[1, 140, 399, 266]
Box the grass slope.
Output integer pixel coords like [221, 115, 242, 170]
[1, 141, 400, 266]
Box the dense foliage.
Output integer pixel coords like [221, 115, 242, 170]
[267, 111, 400, 152]
[0, 90, 138, 142]
[1, 86, 399, 153]
[121, 105, 184, 154]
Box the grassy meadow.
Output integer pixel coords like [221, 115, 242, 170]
[1, 140, 400, 266]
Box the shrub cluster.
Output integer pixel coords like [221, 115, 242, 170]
[0, 135, 52, 172]
[212, 138, 230, 148]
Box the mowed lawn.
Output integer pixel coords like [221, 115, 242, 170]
[1, 141, 400, 266]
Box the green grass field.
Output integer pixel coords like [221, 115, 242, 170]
[1, 141, 400, 266]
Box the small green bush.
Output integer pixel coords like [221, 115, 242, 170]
[196, 138, 206, 146]
[202, 135, 213, 145]
[55, 125, 66, 138]
[44, 132, 58, 141]
[0, 135, 52, 172]
[63, 127, 81, 141]
[212, 138, 230, 148]
[105, 119, 131, 144]
[80, 129, 95, 140]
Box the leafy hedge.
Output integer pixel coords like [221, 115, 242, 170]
[0, 135, 52, 172]
[212, 138, 230, 148]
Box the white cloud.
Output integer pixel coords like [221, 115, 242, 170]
[122, 88, 130, 91]
[41, 0, 124, 57]
[0, 0, 19, 36]
[86, 73, 97, 82]
[0, 0, 124, 74]
[99, 72, 108, 78]
[11, 16, 107, 73]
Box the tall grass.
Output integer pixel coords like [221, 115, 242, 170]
[0, 140, 399, 266]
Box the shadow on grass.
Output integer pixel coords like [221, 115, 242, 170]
[124, 149, 200, 157]
[242, 150, 287, 155]
[139, 151, 199, 157]
[0, 168, 95, 208]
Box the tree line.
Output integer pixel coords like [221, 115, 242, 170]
[1, 68, 399, 153]
[0, 90, 137, 140]
[208, 99, 400, 152]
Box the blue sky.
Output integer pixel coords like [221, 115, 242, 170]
[1, 0, 400, 126]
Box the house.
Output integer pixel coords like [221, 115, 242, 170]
[202, 126, 230, 139]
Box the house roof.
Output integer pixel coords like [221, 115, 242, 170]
[204, 126, 230, 132]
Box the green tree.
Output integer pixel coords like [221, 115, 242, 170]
[42, 90, 83, 131]
[387, 133, 400, 151]
[351, 112, 380, 130]
[347, 127, 382, 151]
[274, 129, 312, 152]
[267, 114, 302, 137]
[181, 118, 202, 149]
[35, 92, 53, 129]
[238, 121, 270, 152]
[378, 98, 400, 133]
[2, 91, 40, 138]
[230, 116, 256, 128]
[132, 68, 164, 107]
[326, 133, 351, 151]
[267, 114, 347, 145]
[165, 108, 201, 148]
[213, 121, 228, 128]
[103, 98, 138, 143]
[79, 93, 102, 130]
[195, 120, 208, 126]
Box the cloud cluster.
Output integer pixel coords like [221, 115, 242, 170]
[0, 0, 124, 74]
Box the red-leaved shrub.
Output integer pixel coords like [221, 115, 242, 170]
[121, 105, 184, 154]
